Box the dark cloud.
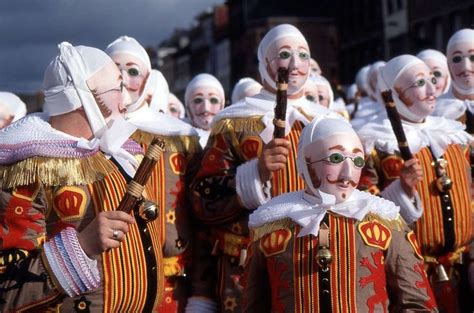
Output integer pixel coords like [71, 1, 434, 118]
[0, 0, 223, 93]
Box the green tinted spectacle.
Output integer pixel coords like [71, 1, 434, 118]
[128, 68, 139, 77]
[327, 153, 365, 168]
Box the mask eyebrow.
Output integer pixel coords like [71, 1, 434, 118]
[328, 145, 345, 151]
[352, 147, 363, 154]
[125, 62, 139, 67]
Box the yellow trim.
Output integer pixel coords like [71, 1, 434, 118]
[211, 116, 265, 135]
[0, 153, 115, 189]
[251, 218, 295, 242]
[162, 256, 182, 277]
[130, 130, 200, 153]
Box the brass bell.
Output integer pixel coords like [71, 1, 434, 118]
[137, 200, 159, 222]
[436, 175, 453, 192]
[435, 264, 449, 282]
[316, 247, 333, 268]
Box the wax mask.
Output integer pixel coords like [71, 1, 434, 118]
[305, 132, 364, 203]
[316, 84, 331, 108]
[110, 53, 149, 103]
[423, 58, 450, 97]
[310, 58, 322, 76]
[303, 78, 318, 103]
[448, 41, 474, 94]
[395, 63, 437, 121]
[168, 102, 182, 119]
[265, 36, 310, 95]
[87, 61, 130, 122]
[188, 85, 224, 130]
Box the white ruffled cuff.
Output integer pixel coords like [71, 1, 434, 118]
[185, 297, 218, 313]
[381, 179, 423, 224]
[236, 159, 271, 210]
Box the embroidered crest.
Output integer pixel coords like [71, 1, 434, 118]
[169, 153, 187, 175]
[407, 231, 423, 259]
[358, 220, 391, 250]
[198, 133, 230, 177]
[414, 262, 437, 310]
[359, 251, 389, 313]
[53, 186, 87, 221]
[240, 136, 262, 160]
[381, 155, 404, 179]
[259, 229, 292, 257]
[12, 182, 40, 201]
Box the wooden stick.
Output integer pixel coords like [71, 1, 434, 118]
[117, 138, 165, 213]
[381, 90, 413, 161]
[273, 67, 289, 139]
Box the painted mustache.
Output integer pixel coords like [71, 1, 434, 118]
[455, 70, 474, 77]
[195, 110, 216, 117]
[326, 176, 358, 187]
[289, 69, 308, 76]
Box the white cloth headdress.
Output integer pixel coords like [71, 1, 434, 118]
[378, 54, 427, 123]
[447, 28, 474, 96]
[416, 49, 451, 94]
[105, 35, 151, 71]
[355, 65, 371, 94]
[168, 93, 185, 119]
[367, 61, 386, 101]
[43, 42, 138, 176]
[257, 24, 309, 94]
[184, 73, 225, 111]
[0, 92, 27, 121]
[43, 42, 110, 137]
[147, 70, 170, 114]
[231, 77, 262, 104]
[346, 83, 358, 100]
[310, 75, 334, 106]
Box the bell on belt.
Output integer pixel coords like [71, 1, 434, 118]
[316, 247, 332, 268]
[435, 264, 449, 282]
[137, 200, 159, 222]
[436, 175, 453, 192]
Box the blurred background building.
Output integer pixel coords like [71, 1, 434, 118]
[12, 0, 474, 110]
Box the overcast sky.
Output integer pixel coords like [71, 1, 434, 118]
[0, 0, 223, 93]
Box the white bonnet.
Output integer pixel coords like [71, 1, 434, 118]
[105, 35, 151, 71]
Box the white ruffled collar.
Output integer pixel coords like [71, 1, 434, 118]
[126, 105, 198, 137]
[212, 89, 335, 143]
[249, 189, 399, 237]
[433, 88, 474, 120]
[358, 115, 472, 158]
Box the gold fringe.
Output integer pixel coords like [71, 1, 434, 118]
[251, 218, 295, 242]
[211, 117, 266, 135]
[131, 130, 200, 153]
[296, 107, 314, 121]
[361, 212, 406, 231]
[0, 153, 115, 189]
[251, 213, 405, 243]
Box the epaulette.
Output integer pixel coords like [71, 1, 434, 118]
[211, 116, 265, 136]
[131, 130, 201, 154]
[250, 218, 295, 243]
[0, 153, 114, 189]
[361, 212, 406, 231]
